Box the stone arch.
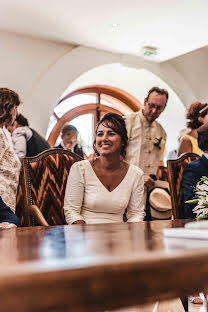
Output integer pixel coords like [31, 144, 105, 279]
[26, 46, 195, 136]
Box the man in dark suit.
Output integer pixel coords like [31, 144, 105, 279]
[182, 122, 208, 218]
[55, 124, 84, 158]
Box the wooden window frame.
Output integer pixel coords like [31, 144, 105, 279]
[48, 85, 142, 147]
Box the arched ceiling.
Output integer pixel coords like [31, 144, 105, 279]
[0, 0, 208, 63]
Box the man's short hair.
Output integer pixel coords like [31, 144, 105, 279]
[146, 87, 169, 104]
[198, 123, 208, 151]
[16, 114, 29, 126]
[61, 124, 78, 136]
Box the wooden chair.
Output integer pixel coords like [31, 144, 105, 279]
[21, 148, 83, 226]
[15, 169, 25, 226]
[168, 153, 205, 311]
[167, 152, 199, 219]
[156, 165, 168, 182]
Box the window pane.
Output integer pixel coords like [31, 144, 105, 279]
[100, 93, 132, 114]
[100, 97, 112, 107]
[45, 116, 57, 140]
[54, 93, 97, 118]
[70, 114, 94, 156]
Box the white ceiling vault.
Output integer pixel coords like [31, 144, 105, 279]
[0, 0, 208, 63]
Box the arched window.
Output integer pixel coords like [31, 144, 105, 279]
[46, 85, 142, 155]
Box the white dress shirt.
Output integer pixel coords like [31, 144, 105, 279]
[124, 110, 166, 175]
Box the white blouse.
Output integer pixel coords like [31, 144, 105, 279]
[64, 160, 145, 224]
[12, 126, 32, 158]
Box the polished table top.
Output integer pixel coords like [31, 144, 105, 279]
[0, 219, 208, 312]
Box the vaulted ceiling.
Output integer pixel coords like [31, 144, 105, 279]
[0, 0, 207, 62]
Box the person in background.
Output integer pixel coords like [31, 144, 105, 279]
[178, 102, 208, 157]
[182, 123, 208, 305]
[183, 122, 208, 219]
[55, 124, 84, 158]
[166, 129, 189, 160]
[0, 88, 21, 229]
[64, 113, 145, 225]
[123, 86, 168, 191]
[8, 114, 50, 158]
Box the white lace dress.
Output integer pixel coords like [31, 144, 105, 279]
[0, 128, 21, 212]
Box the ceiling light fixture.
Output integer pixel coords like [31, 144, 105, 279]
[112, 23, 119, 28]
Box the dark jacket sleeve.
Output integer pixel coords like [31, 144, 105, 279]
[0, 196, 20, 226]
[182, 161, 201, 219]
[74, 144, 84, 158]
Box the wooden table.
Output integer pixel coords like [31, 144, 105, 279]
[0, 220, 208, 312]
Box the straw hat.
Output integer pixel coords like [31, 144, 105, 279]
[149, 181, 172, 220]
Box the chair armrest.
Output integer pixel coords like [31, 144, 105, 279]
[28, 205, 49, 226]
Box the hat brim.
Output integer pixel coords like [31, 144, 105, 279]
[149, 188, 172, 211]
[150, 207, 172, 220]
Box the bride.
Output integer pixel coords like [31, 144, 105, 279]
[64, 112, 145, 225]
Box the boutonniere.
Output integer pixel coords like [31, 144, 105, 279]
[186, 176, 208, 219]
[153, 137, 165, 150]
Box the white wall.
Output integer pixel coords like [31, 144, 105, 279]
[0, 30, 206, 142]
[170, 47, 208, 104]
[0, 31, 74, 133]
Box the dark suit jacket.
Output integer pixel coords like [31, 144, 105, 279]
[182, 155, 208, 219]
[55, 143, 84, 158]
[0, 196, 20, 226]
[26, 128, 50, 157]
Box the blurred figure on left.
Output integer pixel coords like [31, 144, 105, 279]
[8, 114, 50, 158]
[0, 88, 21, 229]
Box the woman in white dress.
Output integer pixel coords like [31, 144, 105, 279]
[64, 113, 145, 225]
[0, 88, 21, 229]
